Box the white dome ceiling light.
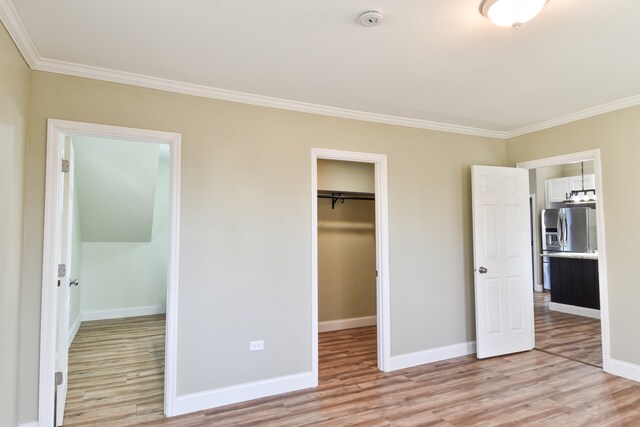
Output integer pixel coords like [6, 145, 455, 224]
[480, 0, 548, 28]
[358, 10, 383, 27]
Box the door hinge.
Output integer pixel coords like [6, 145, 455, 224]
[376, 270, 378, 277]
[55, 371, 63, 386]
[61, 159, 70, 173]
[58, 264, 66, 278]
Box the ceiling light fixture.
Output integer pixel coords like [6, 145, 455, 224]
[565, 161, 597, 204]
[480, 0, 548, 29]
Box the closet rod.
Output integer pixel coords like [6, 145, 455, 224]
[317, 194, 375, 200]
[317, 191, 375, 209]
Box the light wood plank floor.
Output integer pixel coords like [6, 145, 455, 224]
[65, 315, 640, 426]
[534, 291, 603, 367]
[64, 315, 166, 426]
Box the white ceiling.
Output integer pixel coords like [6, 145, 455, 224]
[3, 0, 640, 137]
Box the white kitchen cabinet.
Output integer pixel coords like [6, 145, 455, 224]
[546, 178, 570, 205]
[545, 174, 595, 206]
[569, 174, 595, 191]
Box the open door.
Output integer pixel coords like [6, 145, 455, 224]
[55, 136, 75, 425]
[471, 165, 534, 359]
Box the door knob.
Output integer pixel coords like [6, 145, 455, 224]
[478, 266, 488, 274]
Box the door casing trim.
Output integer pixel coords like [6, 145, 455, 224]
[39, 119, 182, 425]
[310, 148, 391, 382]
[529, 193, 542, 291]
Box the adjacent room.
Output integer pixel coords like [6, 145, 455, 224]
[57, 136, 170, 426]
[529, 160, 602, 367]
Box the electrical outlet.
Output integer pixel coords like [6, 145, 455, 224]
[249, 340, 264, 351]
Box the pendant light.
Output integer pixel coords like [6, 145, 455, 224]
[566, 161, 597, 203]
[480, 0, 548, 28]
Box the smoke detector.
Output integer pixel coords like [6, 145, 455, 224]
[358, 10, 383, 27]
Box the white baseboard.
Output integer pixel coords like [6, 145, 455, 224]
[81, 305, 166, 322]
[171, 372, 313, 416]
[388, 341, 476, 371]
[68, 314, 81, 347]
[534, 284, 544, 292]
[607, 358, 640, 383]
[549, 302, 600, 319]
[18, 421, 38, 427]
[318, 315, 376, 333]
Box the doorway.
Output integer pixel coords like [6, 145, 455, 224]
[66, 135, 170, 426]
[39, 120, 182, 426]
[316, 159, 377, 380]
[310, 148, 390, 384]
[517, 150, 609, 370]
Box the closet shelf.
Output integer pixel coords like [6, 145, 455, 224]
[317, 190, 375, 209]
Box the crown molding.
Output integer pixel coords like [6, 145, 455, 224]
[0, 0, 37, 66]
[506, 94, 640, 138]
[0, 0, 504, 139]
[32, 57, 507, 139]
[3, 0, 640, 141]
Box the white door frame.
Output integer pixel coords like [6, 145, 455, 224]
[529, 194, 543, 292]
[39, 119, 182, 425]
[516, 149, 610, 371]
[310, 148, 391, 382]
[54, 136, 74, 425]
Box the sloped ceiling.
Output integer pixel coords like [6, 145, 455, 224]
[73, 136, 160, 242]
[3, 1, 640, 136]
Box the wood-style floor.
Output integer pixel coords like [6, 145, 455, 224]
[64, 314, 640, 426]
[534, 291, 603, 367]
[63, 315, 166, 426]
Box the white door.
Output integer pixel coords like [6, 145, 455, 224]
[55, 136, 75, 426]
[471, 165, 534, 359]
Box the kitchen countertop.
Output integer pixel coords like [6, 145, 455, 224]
[541, 252, 599, 260]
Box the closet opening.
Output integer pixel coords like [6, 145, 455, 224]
[310, 148, 391, 385]
[317, 160, 378, 381]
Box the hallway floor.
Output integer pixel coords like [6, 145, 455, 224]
[534, 291, 602, 367]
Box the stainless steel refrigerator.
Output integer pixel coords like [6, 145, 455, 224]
[541, 207, 597, 290]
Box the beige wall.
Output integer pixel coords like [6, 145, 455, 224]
[318, 198, 376, 322]
[17, 70, 507, 420]
[0, 24, 30, 427]
[507, 105, 640, 366]
[561, 160, 594, 178]
[317, 159, 375, 193]
[318, 203, 376, 322]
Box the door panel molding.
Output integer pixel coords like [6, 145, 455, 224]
[472, 166, 534, 358]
